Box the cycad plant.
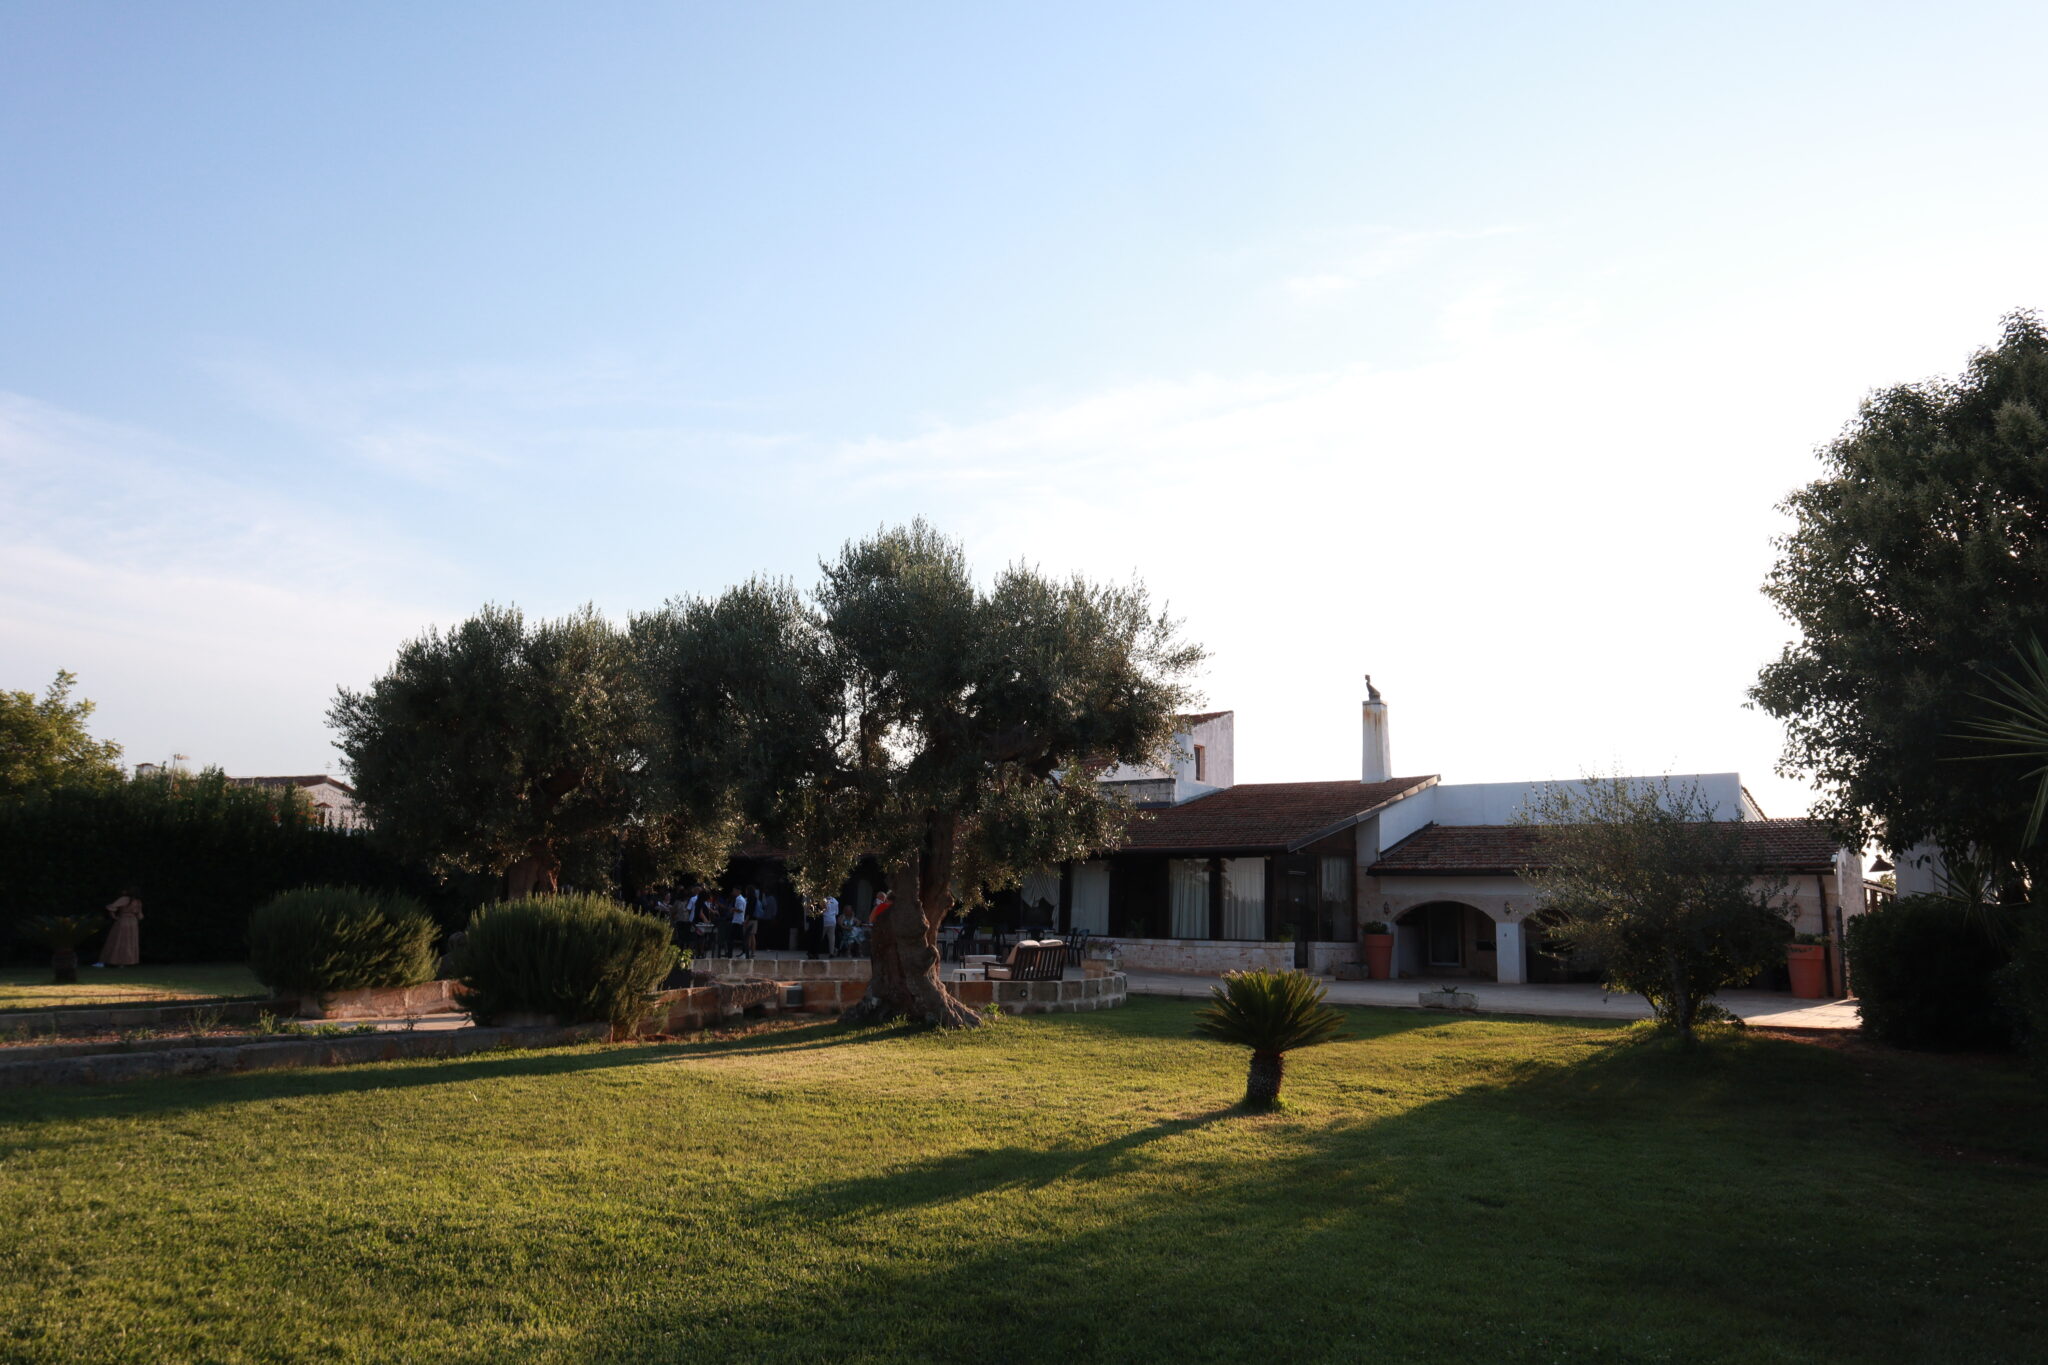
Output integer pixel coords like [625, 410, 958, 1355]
[18, 914, 103, 984]
[1194, 969, 1350, 1110]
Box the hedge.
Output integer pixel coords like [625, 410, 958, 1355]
[0, 770, 458, 964]
[1845, 895, 2015, 1050]
[248, 885, 439, 997]
[456, 893, 676, 1028]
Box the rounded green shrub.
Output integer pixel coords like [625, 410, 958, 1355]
[1846, 895, 2015, 1050]
[248, 885, 439, 997]
[457, 893, 676, 1028]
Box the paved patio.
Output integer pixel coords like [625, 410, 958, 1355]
[1124, 971, 1863, 1031]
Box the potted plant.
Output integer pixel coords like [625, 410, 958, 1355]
[1786, 932, 1829, 999]
[1360, 921, 1394, 980]
[18, 915, 103, 985]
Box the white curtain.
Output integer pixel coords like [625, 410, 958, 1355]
[1220, 858, 1266, 940]
[1169, 859, 1209, 938]
[1320, 855, 1353, 941]
[1019, 868, 1061, 923]
[1070, 861, 1110, 934]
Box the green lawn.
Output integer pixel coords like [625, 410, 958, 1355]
[0, 963, 265, 1013]
[0, 999, 2043, 1364]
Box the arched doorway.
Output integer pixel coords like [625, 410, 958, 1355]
[1394, 902, 1499, 981]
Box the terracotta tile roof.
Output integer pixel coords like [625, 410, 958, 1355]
[231, 775, 358, 796]
[1178, 710, 1232, 727]
[1115, 776, 1438, 854]
[1368, 819, 1844, 876]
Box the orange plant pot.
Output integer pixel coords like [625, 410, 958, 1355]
[1786, 943, 1828, 999]
[1363, 935, 1395, 981]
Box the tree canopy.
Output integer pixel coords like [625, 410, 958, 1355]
[329, 605, 652, 897]
[1751, 310, 2048, 879]
[0, 671, 124, 799]
[633, 520, 1204, 1026]
[1518, 778, 1792, 1048]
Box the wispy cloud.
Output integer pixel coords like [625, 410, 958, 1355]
[0, 393, 464, 771]
[1277, 224, 1532, 305]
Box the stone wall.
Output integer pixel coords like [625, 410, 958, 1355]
[1106, 937, 1292, 975]
[639, 967, 1130, 1028]
[299, 979, 461, 1020]
[0, 1021, 609, 1089]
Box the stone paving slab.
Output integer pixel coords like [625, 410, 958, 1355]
[1123, 972, 1862, 1031]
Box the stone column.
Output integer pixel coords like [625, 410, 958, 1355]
[1494, 919, 1526, 985]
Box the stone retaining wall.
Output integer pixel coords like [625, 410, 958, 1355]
[711, 957, 872, 980]
[0, 1021, 609, 1088]
[299, 979, 461, 1020]
[637, 969, 1129, 1030]
[0, 998, 296, 1039]
[1106, 938, 1293, 975]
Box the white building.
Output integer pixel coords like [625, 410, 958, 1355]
[1027, 682, 1861, 995]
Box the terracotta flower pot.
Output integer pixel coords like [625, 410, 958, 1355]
[1786, 943, 1828, 999]
[1363, 935, 1394, 981]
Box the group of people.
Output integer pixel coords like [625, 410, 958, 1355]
[637, 885, 891, 960]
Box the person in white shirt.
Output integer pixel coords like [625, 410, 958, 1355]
[730, 892, 750, 959]
[822, 896, 841, 958]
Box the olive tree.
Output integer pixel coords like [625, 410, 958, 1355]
[330, 604, 650, 897]
[634, 521, 1203, 1027]
[1751, 310, 2048, 885]
[1519, 778, 1793, 1049]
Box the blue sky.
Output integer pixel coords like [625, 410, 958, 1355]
[5, 1, 2047, 816]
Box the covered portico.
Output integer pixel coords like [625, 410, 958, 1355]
[1383, 890, 1536, 984]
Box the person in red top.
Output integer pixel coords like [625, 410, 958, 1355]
[870, 892, 892, 923]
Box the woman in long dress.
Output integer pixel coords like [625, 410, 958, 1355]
[98, 888, 143, 968]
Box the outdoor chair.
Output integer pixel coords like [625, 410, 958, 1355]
[981, 940, 1067, 982]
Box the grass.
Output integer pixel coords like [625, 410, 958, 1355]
[0, 963, 265, 1013]
[0, 999, 2044, 1364]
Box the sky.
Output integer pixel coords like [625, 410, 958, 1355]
[5, 0, 2048, 818]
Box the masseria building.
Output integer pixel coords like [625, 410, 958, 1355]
[1024, 684, 1863, 995]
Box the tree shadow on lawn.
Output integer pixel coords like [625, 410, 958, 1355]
[0, 999, 1466, 1130]
[0, 1017, 926, 1127]
[515, 1030, 2047, 1365]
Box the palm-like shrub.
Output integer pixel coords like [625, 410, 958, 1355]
[248, 886, 438, 997]
[457, 893, 676, 1028]
[17, 914, 104, 984]
[1194, 969, 1350, 1109]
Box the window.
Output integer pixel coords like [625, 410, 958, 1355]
[1169, 859, 1209, 938]
[1070, 861, 1111, 934]
[1220, 858, 1266, 940]
[1193, 744, 1208, 782]
[1019, 868, 1061, 923]
[1319, 856, 1354, 942]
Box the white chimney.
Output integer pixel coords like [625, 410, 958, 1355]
[1361, 675, 1391, 783]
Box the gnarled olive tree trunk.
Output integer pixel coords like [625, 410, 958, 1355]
[506, 850, 560, 900]
[843, 813, 981, 1029]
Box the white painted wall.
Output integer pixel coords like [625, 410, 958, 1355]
[1427, 773, 1750, 825]
[1097, 711, 1235, 796]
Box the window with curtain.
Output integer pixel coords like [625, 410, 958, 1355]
[1169, 859, 1209, 938]
[1019, 869, 1061, 925]
[1220, 857, 1266, 940]
[1070, 861, 1110, 934]
[1319, 855, 1354, 942]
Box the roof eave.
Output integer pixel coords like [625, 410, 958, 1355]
[1282, 776, 1441, 854]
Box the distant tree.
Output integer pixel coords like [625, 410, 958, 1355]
[1519, 778, 1793, 1049]
[0, 671, 124, 798]
[634, 521, 1203, 1027]
[330, 605, 651, 898]
[1750, 310, 2048, 886]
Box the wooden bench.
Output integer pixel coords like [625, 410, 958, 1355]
[975, 940, 1069, 982]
